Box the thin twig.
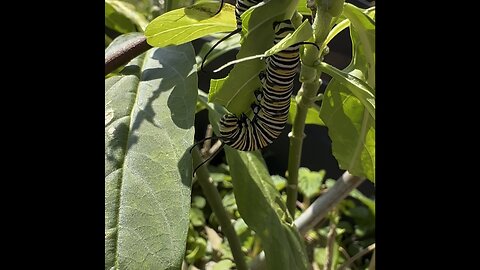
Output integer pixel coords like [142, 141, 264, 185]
[208, 140, 223, 156]
[201, 125, 213, 156]
[338, 243, 375, 270]
[296, 200, 306, 211]
[105, 36, 152, 76]
[323, 211, 337, 270]
[338, 246, 352, 266]
[368, 249, 375, 270]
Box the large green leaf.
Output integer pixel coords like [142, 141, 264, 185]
[105, 42, 197, 269]
[319, 4, 375, 182]
[145, 2, 236, 47]
[199, 97, 309, 270]
[344, 4, 375, 87]
[320, 79, 375, 182]
[225, 150, 309, 270]
[105, 0, 149, 32]
[317, 62, 375, 119]
[208, 0, 300, 115]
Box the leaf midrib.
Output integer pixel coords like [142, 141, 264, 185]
[348, 109, 370, 172]
[147, 23, 234, 38]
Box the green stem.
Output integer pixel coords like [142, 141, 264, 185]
[191, 148, 247, 270]
[286, 83, 316, 216]
[286, 0, 344, 217]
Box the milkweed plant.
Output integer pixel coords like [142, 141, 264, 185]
[105, 0, 375, 269]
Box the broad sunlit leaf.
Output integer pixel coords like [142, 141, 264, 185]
[105, 41, 197, 269]
[145, 2, 236, 47]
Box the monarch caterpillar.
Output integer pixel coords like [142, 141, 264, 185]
[218, 20, 301, 150]
[192, 19, 319, 174]
[201, 0, 263, 70]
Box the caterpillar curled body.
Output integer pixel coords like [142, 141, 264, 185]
[191, 19, 319, 174]
[233, 0, 263, 29]
[218, 19, 301, 151]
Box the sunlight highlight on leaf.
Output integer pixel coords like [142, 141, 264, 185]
[145, 2, 236, 47]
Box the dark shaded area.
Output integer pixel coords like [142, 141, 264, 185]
[105, 122, 131, 170]
[178, 149, 194, 188]
[128, 46, 196, 143]
[105, 26, 122, 41]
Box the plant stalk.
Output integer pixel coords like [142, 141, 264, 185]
[338, 243, 375, 270]
[286, 0, 343, 217]
[295, 171, 364, 234]
[105, 36, 151, 76]
[191, 148, 248, 270]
